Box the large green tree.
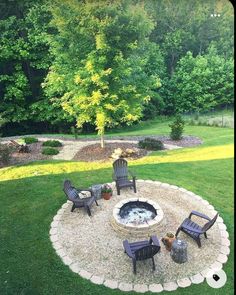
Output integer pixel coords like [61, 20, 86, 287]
[44, 0, 161, 146]
[171, 46, 234, 113]
[146, 0, 234, 76]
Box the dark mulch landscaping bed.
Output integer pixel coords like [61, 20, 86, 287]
[0, 141, 62, 168]
[73, 142, 147, 162]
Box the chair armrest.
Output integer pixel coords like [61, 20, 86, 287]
[189, 210, 211, 221]
[128, 170, 136, 179]
[123, 240, 134, 258]
[182, 224, 204, 234]
[149, 235, 160, 247]
[84, 196, 95, 207]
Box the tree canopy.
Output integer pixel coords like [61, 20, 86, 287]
[0, 0, 234, 136]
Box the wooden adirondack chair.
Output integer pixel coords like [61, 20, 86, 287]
[63, 180, 98, 216]
[123, 235, 161, 274]
[112, 158, 136, 195]
[175, 210, 218, 247]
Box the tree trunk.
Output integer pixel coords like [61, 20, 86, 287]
[100, 132, 105, 148]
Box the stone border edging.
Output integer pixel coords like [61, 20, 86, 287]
[49, 180, 230, 293]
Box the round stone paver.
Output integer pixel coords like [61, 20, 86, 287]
[50, 180, 230, 292]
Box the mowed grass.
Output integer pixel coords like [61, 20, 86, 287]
[0, 122, 234, 295]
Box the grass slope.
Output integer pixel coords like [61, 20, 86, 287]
[0, 122, 234, 295]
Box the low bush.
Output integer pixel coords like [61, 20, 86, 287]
[0, 144, 13, 165]
[169, 115, 185, 140]
[23, 137, 38, 144]
[42, 147, 59, 155]
[138, 138, 164, 150]
[42, 140, 62, 147]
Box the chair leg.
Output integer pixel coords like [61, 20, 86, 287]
[196, 237, 201, 248]
[133, 181, 137, 193]
[175, 227, 181, 237]
[132, 259, 137, 274]
[204, 232, 207, 239]
[86, 206, 92, 217]
[71, 204, 76, 212]
[152, 257, 156, 271]
[117, 186, 120, 195]
[95, 200, 99, 206]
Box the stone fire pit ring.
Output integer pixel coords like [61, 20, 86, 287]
[111, 198, 164, 237]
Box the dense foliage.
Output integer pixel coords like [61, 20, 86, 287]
[23, 137, 38, 144]
[42, 147, 59, 155]
[169, 115, 185, 140]
[42, 140, 62, 147]
[138, 137, 164, 150]
[0, 0, 234, 136]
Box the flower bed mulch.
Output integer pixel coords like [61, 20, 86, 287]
[73, 142, 147, 162]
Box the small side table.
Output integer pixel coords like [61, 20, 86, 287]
[170, 239, 187, 264]
[91, 184, 102, 200]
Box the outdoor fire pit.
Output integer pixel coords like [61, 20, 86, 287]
[111, 197, 164, 237]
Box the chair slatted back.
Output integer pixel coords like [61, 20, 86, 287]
[113, 158, 128, 180]
[202, 213, 218, 232]
[134, 245, 160, 261]
[63, 180, 80, 200]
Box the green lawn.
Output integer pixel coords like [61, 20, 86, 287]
[0, 121, 234, 295]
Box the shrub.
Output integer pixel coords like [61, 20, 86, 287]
[42, 147, 59, 155]
[138, 137, 164, 150]
[0, 144, 13, 164]
[42, 140, 62, 147]
[169, 115, 185, 140]
[23, 137, 38, 144]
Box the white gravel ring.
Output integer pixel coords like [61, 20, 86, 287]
[50, 180, 230, 293]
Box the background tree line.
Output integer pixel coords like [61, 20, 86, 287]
[0, 0, 234, 136]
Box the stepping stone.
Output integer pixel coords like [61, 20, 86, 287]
[52, 241, 62, 250]
[220, 231, 229, 238]
[62, 256, 72, 266]
[179, 188, 187, 192]
[201, 268, 212, 277]
[90, 275, 104, 285]
[148, 283, 163, 293]
[50, 221, 59, 228]
[190, 273, 204, 284]
[79, 270, 92, 280]
[210, 261, 223, 271]
[50, 235, 58, 243]
[218, 223, 227, 231]
[221, 238, 230, 246]
[56, 248, 66, 257]
[177, 277, 191, 288]
[133, 284, 148, 293]
[104, 279, 118, 289]
[217, 253, 228, 264]
[163, 281, 178, 291]
[118, 282, 133, 292]
[220, 246, 230, 255]
[69, 262, 80, 273]
[50, 228, 57, 235]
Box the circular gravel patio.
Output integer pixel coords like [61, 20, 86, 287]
[50, 180, 230, 293]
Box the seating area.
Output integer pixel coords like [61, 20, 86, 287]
[63, 180, 98, 216]
[112, 158, 137, 195]
[55, 178, 227, 291]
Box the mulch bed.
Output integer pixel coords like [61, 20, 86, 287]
[73, 142, 147, 162]
[0, 141, 61, 168]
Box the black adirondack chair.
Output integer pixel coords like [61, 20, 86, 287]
[123, 235, 161, 274]
[63, 180, 98, 216]
[175, 210, 218, 248]
[112, 158, 136, 195]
